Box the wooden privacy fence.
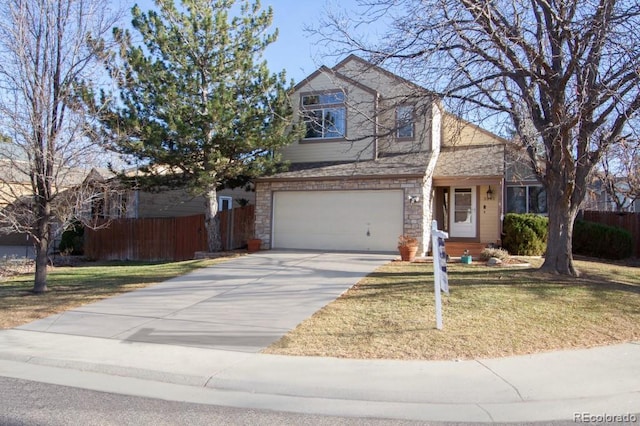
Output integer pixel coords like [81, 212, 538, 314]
[85, 214, 207, 261]
[582, 210, 640, 258]
[85, 205, 255, 261]
[219, 204, 255, 251]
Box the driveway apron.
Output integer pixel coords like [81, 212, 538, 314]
[17, 251, 394, 353]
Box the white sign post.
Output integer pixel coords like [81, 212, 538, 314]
[431, 220, 449, 330]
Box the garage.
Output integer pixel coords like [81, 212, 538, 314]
[272, 190, 404, 252]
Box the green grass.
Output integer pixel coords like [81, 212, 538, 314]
[264, 258, 640, 360]
[0, 258, 232, 329]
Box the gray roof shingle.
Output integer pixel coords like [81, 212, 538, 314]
[260, 144, 504, 182]
[434, 144, 505, 178]
[260, 152, 432, 181]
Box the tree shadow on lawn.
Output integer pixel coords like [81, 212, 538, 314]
[360, 263, 640, 301]
[449, 264, 640, 301]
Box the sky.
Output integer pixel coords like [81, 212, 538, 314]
[125, 0, 364, 84]
[261, 0, 357, 83]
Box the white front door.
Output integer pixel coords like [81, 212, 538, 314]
[450, 187, 476, 238]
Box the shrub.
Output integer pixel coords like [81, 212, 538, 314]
[572, 220, 633, 260]
[397, 235, 418, 247]
[480, 247, 510, 261]
[502, 213, 548, 256]
[59, 223, 84, 255]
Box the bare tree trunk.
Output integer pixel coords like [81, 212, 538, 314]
[540, 182, 579, 276]
[33, 213, 51, 294]
[204, 186, 222, 252]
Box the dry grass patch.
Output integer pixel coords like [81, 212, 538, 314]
[0, 257, 233, 329]
[264, 257, 640, 360]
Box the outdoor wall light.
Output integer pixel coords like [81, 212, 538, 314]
[408, 195, 420, 204]
[486, 186, 494, 200]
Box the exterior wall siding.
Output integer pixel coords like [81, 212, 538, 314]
[283, 57, 437, 164]
[442, 114, 506, 147]
[478, 184, 501, 245]
[282, 72, 376, 163]
[376, 99, 433, 155]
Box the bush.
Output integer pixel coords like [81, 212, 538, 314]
[572, 220, 633, 260]
[502, 213, 548, 256]
[480, 247, 510, 261]
[59, 223, 84, 255]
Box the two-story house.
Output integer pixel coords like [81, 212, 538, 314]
[254, 55, 507, 255]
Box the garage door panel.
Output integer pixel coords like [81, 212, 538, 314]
[273, 190, 403, 252]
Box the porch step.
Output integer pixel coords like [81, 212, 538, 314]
[443, 242, 488, 258]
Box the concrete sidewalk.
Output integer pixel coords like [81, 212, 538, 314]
[0, 251, 639, 423]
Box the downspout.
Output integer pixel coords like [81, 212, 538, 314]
[374, 92, 380, 160]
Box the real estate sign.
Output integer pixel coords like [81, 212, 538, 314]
[431, 220, 449, 330]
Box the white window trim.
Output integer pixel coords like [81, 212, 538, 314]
[218, 196, 233, 211]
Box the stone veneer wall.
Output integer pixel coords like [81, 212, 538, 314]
[255, 177, 427, 250]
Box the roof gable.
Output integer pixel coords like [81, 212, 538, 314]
[332, 55, 430, 95]
[294, 54, 431, 99]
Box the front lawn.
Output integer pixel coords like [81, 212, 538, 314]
[264, 258, 640, 360]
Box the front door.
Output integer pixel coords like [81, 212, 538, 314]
[450, 187, 476, 238]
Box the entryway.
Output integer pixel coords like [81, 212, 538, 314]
[450, 187, 477, 238]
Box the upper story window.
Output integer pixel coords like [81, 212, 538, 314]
[506, 185, 547, 214]
[301, 91, 346, 140]
[396, 105, 414, 139]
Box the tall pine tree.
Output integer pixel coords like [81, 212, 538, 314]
[97, 0, 296, 251]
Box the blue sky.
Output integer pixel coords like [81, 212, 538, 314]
[123, 0, 363, 84]
[262, 0, 354, 83]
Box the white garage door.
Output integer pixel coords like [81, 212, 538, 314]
[272, 190, 404, 252]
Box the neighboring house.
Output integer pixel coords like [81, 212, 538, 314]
[97, 186, 255, 219]
[86, 164, 255, 220]
[254, 55, 508, 255]
[0, 154, 101, 256]
[581, 176, 638, 213]
[137, 186, 254, 218]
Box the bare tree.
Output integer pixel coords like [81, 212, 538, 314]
[597, 139, 640, 211]
[0, 0, 122, 292]
[316, 0, 640, 275]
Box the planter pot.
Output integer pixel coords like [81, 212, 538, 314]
[247, 239, 262, 253]
[460, 255, 472, 264]
[398, 245, 418, 262]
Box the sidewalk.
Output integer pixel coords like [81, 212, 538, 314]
[0, 251, 639, 423]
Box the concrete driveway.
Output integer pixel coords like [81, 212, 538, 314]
[17, 251, 394, 353]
